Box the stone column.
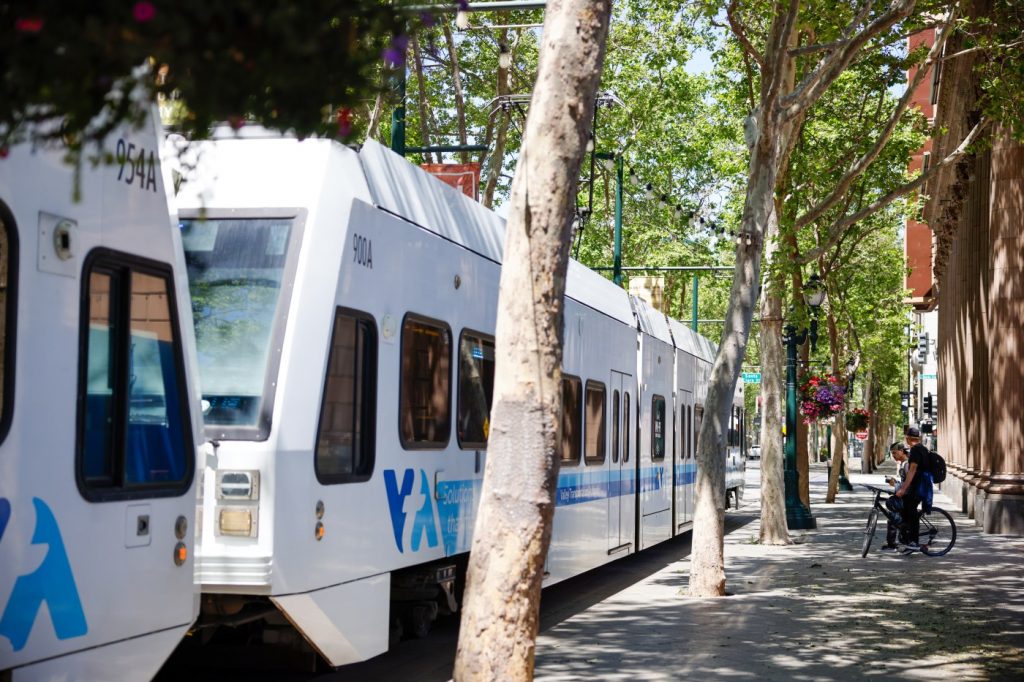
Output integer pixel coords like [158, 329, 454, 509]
[981, 127, 1024, 534]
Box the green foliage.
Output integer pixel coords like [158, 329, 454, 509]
[0, 1, 414, 157]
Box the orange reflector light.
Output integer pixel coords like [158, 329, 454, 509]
[174, 542, 187, 566]
[315, 522, 325, 541]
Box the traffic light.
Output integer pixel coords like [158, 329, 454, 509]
[923, 393, 933, 418]
[917, 333, 929, 363]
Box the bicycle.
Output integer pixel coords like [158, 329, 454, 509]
[860, 484, 956, 557]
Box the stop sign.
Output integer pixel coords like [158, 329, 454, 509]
[855, 431, 868, 441]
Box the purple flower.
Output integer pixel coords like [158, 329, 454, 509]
[383, 34, 409, 67]
[133, 1, 156, 23]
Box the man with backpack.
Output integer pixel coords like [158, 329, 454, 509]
[895, 426, 934, 552]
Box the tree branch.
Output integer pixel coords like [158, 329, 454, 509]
[943, 37, 1024, 62]
[780, 0, 919, 120]
[800, 117, 989, 264]
[794, 9, 955, 230]
[727, 0, 765, 68]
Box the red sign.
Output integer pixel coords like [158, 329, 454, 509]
[855, 431, 868, 441]
[420, 163, 481, 201]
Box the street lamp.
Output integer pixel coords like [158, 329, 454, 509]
[783, 274, 825, 530]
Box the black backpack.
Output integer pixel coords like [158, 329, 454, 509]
[928, 450, 947, 484]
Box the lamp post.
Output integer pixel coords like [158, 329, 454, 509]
[784, 274, 825, 530]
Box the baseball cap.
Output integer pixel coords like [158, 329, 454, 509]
[906, 426, 921, 439]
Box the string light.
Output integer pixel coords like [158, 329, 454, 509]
[498, 43, 512, 70]
[455, 11, 470, 30]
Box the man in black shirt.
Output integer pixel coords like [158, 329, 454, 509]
[896, 426, 930, 550]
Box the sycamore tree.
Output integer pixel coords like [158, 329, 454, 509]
[687, 0, 999, 595]
[453, 1, 613, 679]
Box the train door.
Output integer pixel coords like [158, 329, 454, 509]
[607, 371, 632, 553]
[678, 389, 694, 528]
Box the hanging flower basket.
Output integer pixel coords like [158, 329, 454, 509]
[798, 373, 847, 424]
[846, 408, 870, 432]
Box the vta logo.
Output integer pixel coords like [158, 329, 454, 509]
[383, 469, 439, 553]
[0, 498, 88, 652]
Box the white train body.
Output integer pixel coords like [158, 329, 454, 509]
[176, 135, 745, 666]
[0, 114, 202, 680]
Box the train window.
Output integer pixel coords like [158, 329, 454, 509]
[652, 395, 666, 460]
[315, 309, 377, 483]
[611, 390, 620, 463]
[457, 332, 496, 449]
[181, 216, 300, 438]
[584, 381, 606, 464]
[0, 203, 14, 445]
[78, 253, 193, 499]
[686, 405, 692, 459]
[623, 392, 630, 462]
[560, 375, 581, 464]
[400, 315, 451, 448]
[694, 404, 704, 456]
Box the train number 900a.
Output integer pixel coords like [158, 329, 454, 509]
[353, 233, 373, 269]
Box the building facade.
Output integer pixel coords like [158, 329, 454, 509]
[910, 7, 1024, 534]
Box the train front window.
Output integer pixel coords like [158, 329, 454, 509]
[181, 217, 297, 436]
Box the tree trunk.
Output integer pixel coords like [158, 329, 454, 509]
[691, 100, 782, 593]
[825, 309, 847, 503]
[411, 33, 436, 164]
[863, 370, 875, 474]
[758, 205, 790, 545]
[483, 28, 512, 208]
[442, 24, 469, 163]
[453, 2, 612, 679]
[366, 88, 387, 143]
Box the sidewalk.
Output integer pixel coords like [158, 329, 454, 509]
[533, 459, 1024, 681]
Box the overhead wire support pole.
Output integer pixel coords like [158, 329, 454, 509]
[590, 266, 734, 272]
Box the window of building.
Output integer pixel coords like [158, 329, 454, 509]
[623, 392, 631, 463]
[0, 203, 15, 444]
[400, 315, 451, 448]
[560, 375, 582, 464]
[315, 309, 377, 483]
[584, 381, 606, 464]
[611, 390, 620, 463]
[79, 254, 193, 498]
[652, 395, 666, 460]
[457, 332, 495, 449]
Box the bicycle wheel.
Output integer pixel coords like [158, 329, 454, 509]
[920, 508, 956, 556]
[862, 508, 879, 557]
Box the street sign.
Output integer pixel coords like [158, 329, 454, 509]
[922, 373, 937, 380]
[742, 372, 761, 384]
[854, 431, 868, 441]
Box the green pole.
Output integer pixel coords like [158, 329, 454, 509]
[390, 66, 407, 156]
[613, 155, 623, 286]
[691, 274, 699, 331]
[784, 326, 816, 530]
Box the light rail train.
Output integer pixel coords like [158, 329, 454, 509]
[173, 132, 746, 666]
[0, 113, 203, 680]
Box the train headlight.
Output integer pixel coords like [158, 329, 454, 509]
[217, 507, 257, 537]
[217, 470, 260, 500]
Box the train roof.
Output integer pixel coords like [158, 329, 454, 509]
[359, 139, 635, 327]
[630, 295, 673, 345]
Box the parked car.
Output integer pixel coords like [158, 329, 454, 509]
[748, 445, 761, 460]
